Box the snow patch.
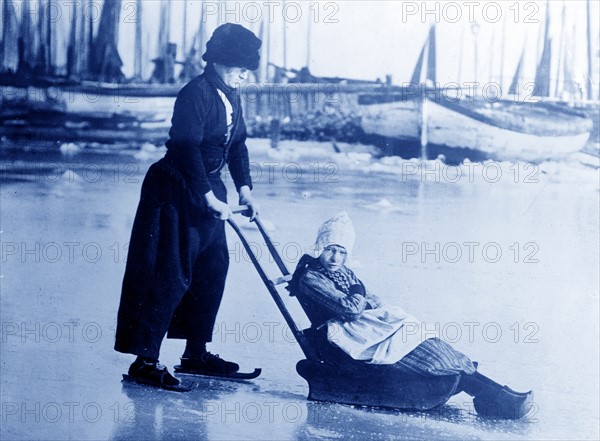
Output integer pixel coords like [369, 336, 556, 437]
[59, 142, 81, 156]
[304, 426, 344, 439]
[134, 143, 165, 161]
[362, 198, 403, 213]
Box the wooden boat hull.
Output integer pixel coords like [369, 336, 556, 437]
[358, 97, 593, 162]
[427, 100, 592, 162]
[0, 107, 170, 144]
[296, 359, 460, 411]
[360, 98, 421, 141]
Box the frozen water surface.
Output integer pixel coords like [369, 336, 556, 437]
[1, 139, 598, 440]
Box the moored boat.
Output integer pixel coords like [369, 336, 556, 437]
[426, 97, 593, 162]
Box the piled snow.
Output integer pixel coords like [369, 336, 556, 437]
[59, 142, 81, 156]
[134, 142, 166, 161]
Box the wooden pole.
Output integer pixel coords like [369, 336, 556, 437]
[88, 0, 94, 75]
[489, 28, 496, 84]
[420, 93, 428, 160]
[306, 2, 311, 69]
[457, 26, 465, 85]
[554, 2, 566, 98]
[499, 14, 506, 91]
[266, 9, 271, 80]
[134, 0, 142, 78]
[586, 0, 593, 100]
[47, 0, 53, 74]
[182, 0, 188, 58]
[283, 0, 287, 70]
[420, 40, 429, 160]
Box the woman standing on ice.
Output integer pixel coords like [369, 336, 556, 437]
[114, 24, 261, 391]
[289, 212, 533, 419]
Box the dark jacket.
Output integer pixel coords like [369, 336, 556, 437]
[165, 67, 252, 204]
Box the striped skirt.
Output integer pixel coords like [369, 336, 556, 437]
[394, 338, 476, 376]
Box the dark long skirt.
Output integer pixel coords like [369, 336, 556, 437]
[114, 157, 229, 359]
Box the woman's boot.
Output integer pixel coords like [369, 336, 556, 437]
[458, 371, 533, 419]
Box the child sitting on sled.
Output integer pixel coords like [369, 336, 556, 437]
[288, 212, 533, 420]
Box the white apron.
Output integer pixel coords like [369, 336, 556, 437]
[327, 305, 438, 364]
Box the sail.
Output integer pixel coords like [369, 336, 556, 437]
[533, 1, 552, 97]
[410, 26, 436, 85]
[561, 24, 582, 99]
[66, 3, 79, 77]
[410, 45, 426, 84]
[18, 0, 37, 74]
[508, 48, 525, 95]
[91, 0, 124, 82]
[134, 0, 143, 78]
[1, 0, 20, 72]
[426, 26, 437, 84]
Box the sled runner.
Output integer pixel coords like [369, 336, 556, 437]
[227, 208, 460, 411]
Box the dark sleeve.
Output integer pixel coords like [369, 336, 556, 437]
[167, 84, 212, 198]
[299, 271, 367, 321]
[227, 100, 253, 191]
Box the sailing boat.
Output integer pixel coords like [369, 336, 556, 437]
[358, 26, 441, 159]
[358, 22, 593, 162]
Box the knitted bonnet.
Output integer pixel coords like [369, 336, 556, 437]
[314, 212, 356, 256]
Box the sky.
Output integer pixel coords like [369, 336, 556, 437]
[2, 1, 599, 96]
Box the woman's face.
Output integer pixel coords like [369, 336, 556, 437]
[214, 64, 249, 88]
[318, 245, 347, 272]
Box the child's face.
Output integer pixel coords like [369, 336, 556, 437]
[318, 245, 347, 272]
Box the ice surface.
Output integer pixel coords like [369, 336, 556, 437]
[1, 139, 598, 440]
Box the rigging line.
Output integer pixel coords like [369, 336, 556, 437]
[521, 151, 584, 215]
[522, 164, 561, 215]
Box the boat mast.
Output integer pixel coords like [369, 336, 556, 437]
[554, 2, 567, 98]
[47, 0, 53, 74]
[586, 0, 593, 100]
[457, 25, 465, 85]
[489, 27, 496, 85]
[306, 2, 312, 70]
[499, 14, 506, 92]
[182, 0, 188, 59]
[134, 0, 143, 79]
[471, 21, 480, 93]
[257, 17, 268, 82]
[36, 0, 46, 73]
[0, 1, 4, 70]
[87, 0, 93, 75]
[75, 0, 89, 77]
[266, 7, 271, 80]
[283, 0, 287, 70]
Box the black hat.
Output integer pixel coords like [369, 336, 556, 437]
[202, 23, 262, 71]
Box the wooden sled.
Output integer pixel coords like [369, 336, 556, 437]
[227, 207, 460, 411]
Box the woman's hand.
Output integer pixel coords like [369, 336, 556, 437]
[238, 185, 259, 221]
[204, 191, 232, 220]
